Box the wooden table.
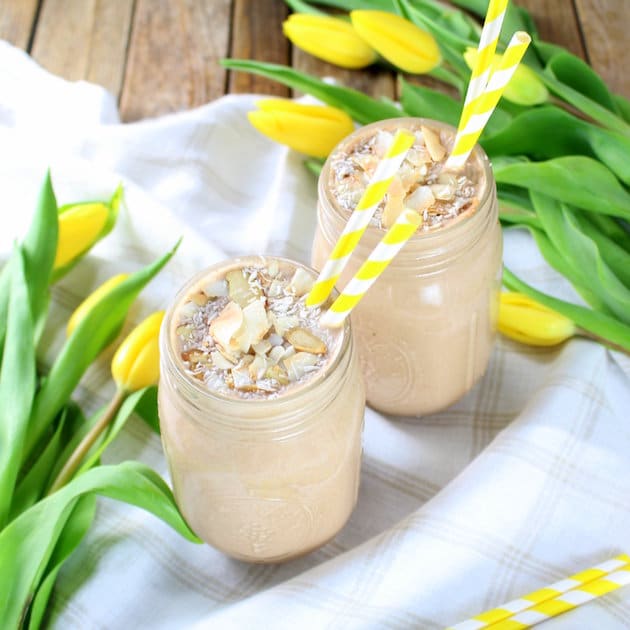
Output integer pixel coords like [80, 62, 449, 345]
[0, 0, 627, 122]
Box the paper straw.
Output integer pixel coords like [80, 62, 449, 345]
[320, 209, 422, 327]
[445, 31, 531, 170]
[448, 554, 630, 630]
[305, 129, 415, 307]
[459, 0, 509, 126]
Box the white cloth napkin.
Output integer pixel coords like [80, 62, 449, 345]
[1, 40, 629, 629]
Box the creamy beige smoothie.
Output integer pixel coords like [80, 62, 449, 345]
[312, 118, 502, 416]
[158, 256, 365, 563]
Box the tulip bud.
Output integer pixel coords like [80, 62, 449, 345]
[53, 185, 122, 279]
[463, 48, 549, 105]
[350, 10, 441, 74]
[111, 311, 164, 392]
[283, 14, 378, 69]
[248, 99, 355, 158]
[66, 273, 129, 337]
[498, 292, 576, 347]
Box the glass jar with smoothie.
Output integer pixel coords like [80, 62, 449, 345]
[158, 256, 365, 563]
[312, 118, 502, 416]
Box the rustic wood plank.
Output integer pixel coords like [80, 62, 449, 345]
[518, 0, 586, 57]
[292, 47, 396, 100]
[228, 0, 290, 96]
[120, 0, 231, 122]
[30, 0, 134, 98]
[574, 0, 629, 97]
[0, 0, 39, 50]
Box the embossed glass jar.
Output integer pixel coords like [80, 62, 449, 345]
[311, 118, 502, 416]
[158, 256, 366, 563]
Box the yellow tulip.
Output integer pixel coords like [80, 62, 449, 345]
[350, 10, 441, 74]
[498, 292, 576, 347]
[66, 273, 129, 337]
[54, 185, 122, 275]
[283, 14, 378, 69]
[464, 48, 549, 105]
[248, 99, 355, 158]
[111, 311, 164, 392]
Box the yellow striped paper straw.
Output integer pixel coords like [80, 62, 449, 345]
[487, 563, 630, 629]
[445, 31, 531, 171]
[320, 209, 422, 328]
[305, 129, 415, 307]
[459, 0, 509, 127]
[448, 554, 630, 630]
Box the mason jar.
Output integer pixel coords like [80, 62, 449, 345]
[312, 118, 502, 416]
[158, 256, 366, 563]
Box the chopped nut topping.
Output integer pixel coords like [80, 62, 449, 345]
[285, 327, 327, 355]
[329, 122, 481, 231]
[174, 261, 341, 399]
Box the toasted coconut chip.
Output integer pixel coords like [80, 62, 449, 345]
[406, 185, 435, 212]
[226, 269, 258, 307]
[268, 345, 286, 365]
[265, 364, 289, 386]
[283, 352, 318, 381]
[268, 333, 284, 347]
[178, 301, 198, 320]
[430, 184, 454, 201]
[176, 324, 194, 340]
[267, 260, 279, 277]
[231, 365, 253, 390]
[190, 291, 209, 306]
[288, 268, 314, 297]
[270, 313, 300, 336]
[268, 280, 284, 298]
[381, 175, 406, 229]
[248, 354, 269, 380]
[285, 327, 327, 355]
[233, 298, 271, 353]
[205, 279, 228, 297]
[209, 301, 243, 351]
[211, 350, 235, 370]
[252, 339, 272, 355]
[281, 345, 296, 362]
[421, 125, 446, 162]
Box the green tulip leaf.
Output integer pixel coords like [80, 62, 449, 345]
[0, 462, 200, 629]
[24, 242, 180, 462]
[222, 60, 401, 125]
[546, 51, 619, 114]
[493, 156, 630, 221]
[283, 0, 327, 15]
[134, 385, 161, 434]
[582, 213, 630, 254]
[26, 495, 97, 630]
[76, 388, 150, 478]
[0, 248, 37, 528]
[531, 191, 630, 324]
[482, 106, 630, 185]
[399, 77, 461, 126]
[613, 94, 630, 124]
[503, 268, 630, 352]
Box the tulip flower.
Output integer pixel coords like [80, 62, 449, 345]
[49, 311, 164, 493]
[464, 48, 549, 106]
[498, 292, 576, 347]
[111, 311, 164, 393]
[283, 14, 378, 69]
[66, 273, 129, 337]
[350, 10, 441, 74]
[53, 185, 122, 280]
[248, 99, 355, 158]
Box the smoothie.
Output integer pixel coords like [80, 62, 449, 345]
[312, 118, 502, 416]
[158, 256, 365, 562]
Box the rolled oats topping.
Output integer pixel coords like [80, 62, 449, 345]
[174, 261, 341, 398]
[328, 122, 482, 231]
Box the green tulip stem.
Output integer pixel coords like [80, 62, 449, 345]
[576, 328, 630, 356]
[47, 388, 127, 494]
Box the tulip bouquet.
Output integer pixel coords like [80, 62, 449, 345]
[223, 0, 630, 353]
[0, 174, 199, 629]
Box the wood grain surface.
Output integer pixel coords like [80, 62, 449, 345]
[0, 0, 627, 122]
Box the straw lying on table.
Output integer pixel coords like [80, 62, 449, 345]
[448, 554, 630, 630]
[306, 129, 415, 307]
[313, 2, 530, 327]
